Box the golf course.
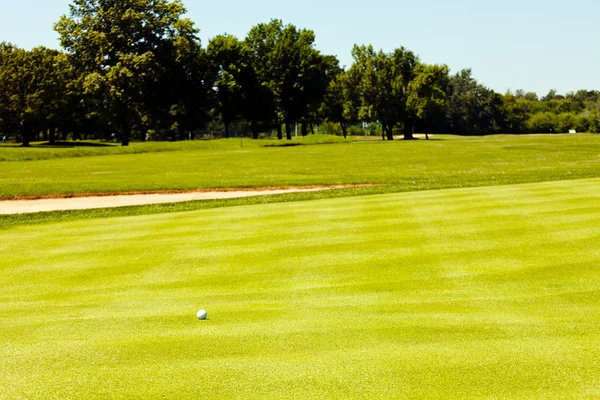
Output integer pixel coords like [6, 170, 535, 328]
[1, 134, 600, 398]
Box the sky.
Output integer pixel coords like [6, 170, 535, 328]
[0, 0, 598, 95]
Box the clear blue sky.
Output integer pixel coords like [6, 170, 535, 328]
[1, 0, 598, 95]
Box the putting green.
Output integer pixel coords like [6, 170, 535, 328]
[2, 179, 600, 399]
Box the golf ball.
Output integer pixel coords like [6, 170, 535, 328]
[196, 310, 208, 320]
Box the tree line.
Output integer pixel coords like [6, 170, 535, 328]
[1, 0, 599, 147]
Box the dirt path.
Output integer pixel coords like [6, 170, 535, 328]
[0, 187, 343, 215]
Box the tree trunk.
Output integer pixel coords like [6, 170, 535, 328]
[301, 122, 308, 137]
[49, 127, 56, 145]
[251, 122, 259, 139]
[340, 122, 347, 139]
[285, 122, 292, 140]
[386, 123, 394, 141]
[224, 121, 230, 139]
[121, 120, 130, 146]
[403, 116, 415, 140]
[310, 124, 315, 135]
[277, 124, 283, 140]
[20, 123, 30, 147]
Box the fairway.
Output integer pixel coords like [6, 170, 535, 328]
[2, 178, 600, 399]
[1, 134, 600, 199]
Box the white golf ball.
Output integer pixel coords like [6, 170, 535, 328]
[196, 310, 208, 320]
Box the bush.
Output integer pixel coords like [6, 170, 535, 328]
[556, 113, 590, 133]
[146, 129, 170, 141]
[347, 126, 364, 136]
[589, 114, 600, 133]
[527, 112, 557, 133]
[527, 112, 592, 133]
[321, 121, 343, 136]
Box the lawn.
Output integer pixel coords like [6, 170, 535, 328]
[1, 134, 600, 199]
[2, 178, 600, 399]
[0, 134, 349, 162]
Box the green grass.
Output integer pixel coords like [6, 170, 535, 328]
[1, 133, 599, 199]
[0, 186, 380, 231]
[0, 134, 349, 162]
[2, 178, 600, 399]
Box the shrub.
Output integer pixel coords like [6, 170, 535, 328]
[347, 126, 364, 136]
[321, 121, 343, 136]
[527, 112, 557, 133]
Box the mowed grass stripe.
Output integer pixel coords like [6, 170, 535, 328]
[1, 179, 600, 398]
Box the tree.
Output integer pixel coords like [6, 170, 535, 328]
[208, 34, 278, 139]
[32, 50, 77, 144]
[445, 69, 502, 135]
[501, 92, 529, 133]
[407, 64, 450, 138]
[296, 54, 339, 136]
[246, 19, 331, 140]
[55, 0, 202, 145]
[348, 45, 420, 140]
[0, 45, 38, 146]
[390, 47, 420, 140]
[320, 68, 350, 138]
[207, 35, 251, 138]
[348, 45, 393, 140]
[0, 45, 72, 146]
[0, 43, 19, 139]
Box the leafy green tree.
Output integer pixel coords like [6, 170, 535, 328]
[348, 45, 420, 140]
[0, 45, 37, 145]
[55, 0, 202, 145]
[527, 112, 557, 133]
[589, 98, 600, 133]
[34, 50, 78, 144]
[0, 43, 19, 138]
[390, 47, 420, 140]
[445, 69, 503, 135]
[348, 45, 393, 140]
[297, 54, 340, 136]
[406, 64, 450, 138]
[207, 35, 252, 138]
[320, 69, 350, 138]
[501, 92, 530, 133]
[208, 33, 278, 139]
[246, 19, 331, 140]
[0, 45, 72, 146]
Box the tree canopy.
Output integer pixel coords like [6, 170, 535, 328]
[0, 2, 598, 146]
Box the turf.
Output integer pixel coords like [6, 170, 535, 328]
[1, 134, 599, 199]
[0, 186, 379, 231]
[0, 134, 348, 162]
[2, 178, 600, 399]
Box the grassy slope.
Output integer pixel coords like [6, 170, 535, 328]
[0, 135, 348, 162]
[2, 178, 600, 399]
[1, 134, 599, 199]
[0, 187, 379, 231]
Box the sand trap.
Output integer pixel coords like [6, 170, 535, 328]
[0, 187, 341, 215]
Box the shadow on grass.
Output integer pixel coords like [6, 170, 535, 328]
[263, 143, 304, 148]
[40, 141, 117, 148]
